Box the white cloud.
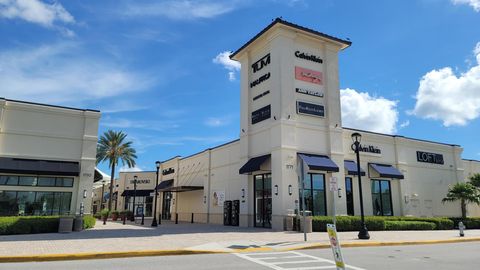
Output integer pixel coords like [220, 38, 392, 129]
[0, 42, 154, 105]
[399, 120, 410, 129]
[411, 42, 480, 126]
[340, 88, 399, 134]
[122, 0, 237, 20]
[452, 0, 480, 11]
[119, 165, 143, 172]
[0, 0, 75, 35]
[101, 117, 180, 131]
[213, 51, 240, 81]
[204, 116, 231, 127]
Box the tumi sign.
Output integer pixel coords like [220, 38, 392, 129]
[251, 53, 270, 73]
[417, 151, 444, 165]
[295, 66, 323, 85]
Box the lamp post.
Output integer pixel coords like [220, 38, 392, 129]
[101, 180, 106, 210]
[131, 175, 137, 222]
[351, 132, 370, 240]
[152, 161, 161, 227]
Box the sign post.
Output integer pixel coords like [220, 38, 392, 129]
[327, 224, 345, 270]
[329, 176, 338, 226]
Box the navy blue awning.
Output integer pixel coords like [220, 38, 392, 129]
[156, 179, 174, 191]
[121, 189, 153, 197]
[298, 153, 339, 172]
[369, 163, 404, 179]
[0, 157, 79, 176]
[344, 160, 366, 176]
[239, 154, 271, 174]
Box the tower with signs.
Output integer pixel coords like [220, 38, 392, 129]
[231, 18, 351, 230]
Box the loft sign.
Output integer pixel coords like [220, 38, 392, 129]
[296, 87, 323, 98]
[251, 53, 270, 73]
[295, 51, 323, 64]
[417, 151, 444, 165]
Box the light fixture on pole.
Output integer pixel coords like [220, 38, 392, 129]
[152, 161, 161, 227]
[131, 175, 137, 222]
[351, 132, 370, 240]
[101, 180, 106, 210]
[288, 185, 292, 196]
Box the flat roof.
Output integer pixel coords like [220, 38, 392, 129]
[230, 17, 351, 59]
[1, 97, 100, 113]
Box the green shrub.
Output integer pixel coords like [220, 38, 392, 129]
[83, 215, 96, 229]
[93, 213, 101, 219]
[311, 216, 385, 232]
[100, 208, 110, 218]
[449, 217, 480, 229]
[384, 216, 454, 230]
[0, 216, 59, 235]
[385, 220, 436, 230]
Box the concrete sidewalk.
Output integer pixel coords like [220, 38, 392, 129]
[1, 220, 479, 262]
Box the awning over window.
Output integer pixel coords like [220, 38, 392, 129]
[344, 160, 366, 176]
[369, 163, 404, 179]
[297, 153, 339, 172]
[162, 186, 204, 193]
[156, 179, 174, 191]
[239, 154, 271, 174]
[121, 189, 153, 197]
[0, 157, 79, 176]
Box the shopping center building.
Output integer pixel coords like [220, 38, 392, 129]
[115, 19, 480, 230]
[0, 98, 100, 216]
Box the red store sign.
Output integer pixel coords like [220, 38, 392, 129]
[295, 66, 323, 85]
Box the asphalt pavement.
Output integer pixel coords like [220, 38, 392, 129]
[1, 242, 479, 270]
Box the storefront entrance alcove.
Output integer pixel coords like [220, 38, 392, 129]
[162, 191, 172, 220]
[254, 173, 272, 228]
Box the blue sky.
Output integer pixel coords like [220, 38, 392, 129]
[1, 0, 480, 175]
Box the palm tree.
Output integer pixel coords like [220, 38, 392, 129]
[96, 130, 137, 211]
[469, 173, 480, 189]
[442, 182, 480, 219]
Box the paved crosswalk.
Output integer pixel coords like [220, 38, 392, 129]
[234, 251, 366, 270]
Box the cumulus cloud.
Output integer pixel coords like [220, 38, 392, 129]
[340, 88, 399, 134]
[0, 42, 154, 105]
[411, 42, 480, 126]
[399, 120, 410, 129]
[0, 0, 75, 35]
[122, 0, 237, 20]
[451, 0, 480, 11]
[204, 116, 231, 127]
[119, 165, 143, 172]
[213, 51, 240, 81]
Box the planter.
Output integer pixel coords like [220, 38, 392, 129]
[58, 217, 74, 233]
[73, 216, 84, 232]
[112, 214, 118, 221]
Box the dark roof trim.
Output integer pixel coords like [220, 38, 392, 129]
[179, 139, 240, 161]
[343, 127, 460, 147]
[1, 97, 100, 113]
[160, 156, 181, 163]
[230, 18, 351, 59]
[161, 186, 204, 193]
[463, 159, 480, 162]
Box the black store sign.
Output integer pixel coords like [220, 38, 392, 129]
[162, 168, 175, 175]
[297, 101, 324, 117]
[416, 151, 444, 165]
[252, 105, 271, 124]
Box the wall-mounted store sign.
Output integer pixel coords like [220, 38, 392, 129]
[130, 179, 151, 184]
[295, 66, 323, 85]
[357, 144, 381, 154]
[250, 72, 270, 88]
[295, 51, 323, 64]
[252, 53, 270, 73]
[253, 90, 270, 101]
[297, 101, 324, 117]
[252, 105, 271, 124]
[417, 151, 444, 165]
[296, 87, 324, 98]
[162, 168, 175, 175]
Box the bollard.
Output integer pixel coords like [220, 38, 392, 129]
[459, 221, 465, 237]
[175, 213, 178, 224]
[141, 214, 144, 225]
[122, 215, 126, 225]
[191, 213, 194, 223]
[159, 213, 161, 225]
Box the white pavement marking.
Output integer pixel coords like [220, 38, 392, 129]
[234, 251, 366, 270]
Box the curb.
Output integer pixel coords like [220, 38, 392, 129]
[2, 237, 480, 263]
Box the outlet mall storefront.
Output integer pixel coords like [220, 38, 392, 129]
[114, 19, 480, 230]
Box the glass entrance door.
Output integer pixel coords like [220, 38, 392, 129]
[254, 174, 272, 228]
[162, 192, 172, 220]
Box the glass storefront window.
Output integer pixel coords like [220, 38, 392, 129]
[56, 177, 74, 187]
[0, 175, 19, 185]
[0, 174, 74, 187]
[16, 191, 36, 216]
[0, 191, 17, 216]
[38, 177, 56, 187]
[19, 176, 37, 186]
[300, 173, 326, 216]
[371, 179, 393, 216]
[345, 177, 354, 216]
[0, 191, 72, 216]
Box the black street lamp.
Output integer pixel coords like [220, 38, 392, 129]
[131, 175, 137, 222]
[100, 180, 106, 210]
[152, 161, 161, 227]
[351, 132, 370, 240]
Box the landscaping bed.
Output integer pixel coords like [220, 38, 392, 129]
[0, 215, 96, 235]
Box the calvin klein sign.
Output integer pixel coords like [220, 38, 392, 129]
[295, 51, 323, 64]
[250, 72, 270, 88]
[358, 144, 381, 154]
[296, 87, 324, 98]
[252, 105, 271, 124]
[297, 101, 324, 117]
[252, 53, 270, 73]
[417, 151, 444, 165]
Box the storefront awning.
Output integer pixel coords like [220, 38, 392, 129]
[298, 153, 339, 172]
[121, 189, 153, 197]
[0, 157, 80, 176]
[239, 154, 271, 174]
[162, 186, 204, 193]
[156, 179, 174, 191]
[344, 160, 366, 176]
[369, 163, 404, 179]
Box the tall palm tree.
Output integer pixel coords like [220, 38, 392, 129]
[469, 173, 480, 189]
[442, 182, 480, 219]
[96, 130, 137, 211]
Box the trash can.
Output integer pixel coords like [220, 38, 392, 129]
[284, 209, 295, 231]
[73, 216, 84, 232]
[58, 217, 74, 233]
[299, 211, 312, 233]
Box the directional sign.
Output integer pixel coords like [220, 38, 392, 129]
[327, 223, 345, 270]
[329, 176, 338, 192]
